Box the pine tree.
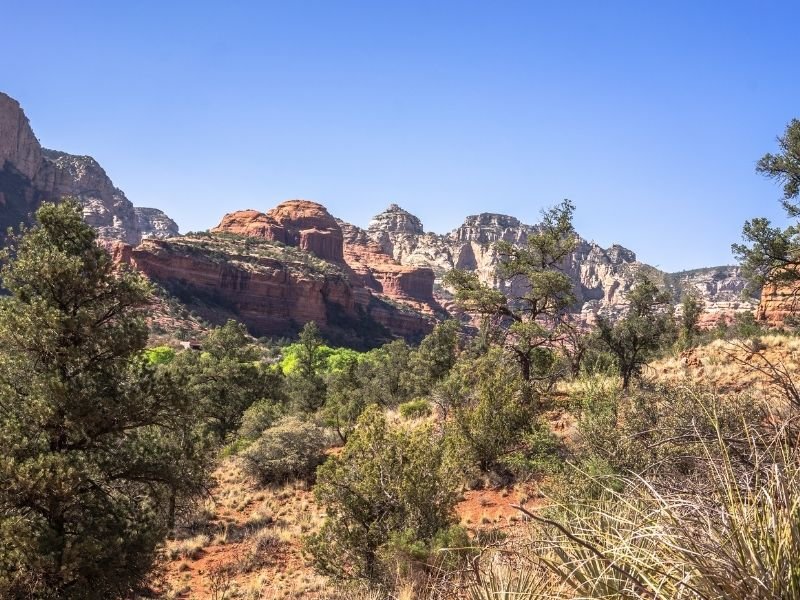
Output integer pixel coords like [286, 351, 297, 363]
[444, 200, 577, 400]
[0, 201, 202, 598]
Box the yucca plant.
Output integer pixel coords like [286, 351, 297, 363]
[467, 549, 555, 600]
[518, 407, 800, 600]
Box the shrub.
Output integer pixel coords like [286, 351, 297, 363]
[240, 417, 327, 485]
[144, 345, 176, 365]
[237, 399, 285, 442]
[307, 406, 460, 582]
[398, 399, 432, 419]
[443, 349, 533, 474]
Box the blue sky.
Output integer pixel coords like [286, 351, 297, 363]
[2, 1, 798, 271]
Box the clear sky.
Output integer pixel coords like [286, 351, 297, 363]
[2, 1, 798, 271]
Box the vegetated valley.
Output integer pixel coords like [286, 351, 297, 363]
[1, 92, 800, 600]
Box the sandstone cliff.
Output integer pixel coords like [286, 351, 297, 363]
[0, 91, 178, 244]
[213, 201, 440, 313]
[360, 204, 757, 324]
[114, 233, 432, 347]
[756, 279, 800, 325]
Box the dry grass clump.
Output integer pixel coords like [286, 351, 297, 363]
[651, 333, 800, 402]
[166, 534, 211, 560]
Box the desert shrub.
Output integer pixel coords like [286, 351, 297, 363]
[380, 524, 473, 582]
[398, 399, 432, 420]
[443, 349, 533, 474]
[241, 416, 327, 485]
[568, 378, 768, 496]
[144, 345, 176, 365]
[307, 406, 460, 583]
[237, 399, 286, 442]
[499, 418, 563, 479]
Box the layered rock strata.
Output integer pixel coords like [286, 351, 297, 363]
[0, 91, 178, 244]
[113, 235, 433, 345]
[362, 204, 758, 325]
[213, 201, 439, 311]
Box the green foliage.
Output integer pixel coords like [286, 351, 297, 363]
[240, 416, 327, 485]
[398, 399, 432, 420]
[443, 349, 533, 474]
[733, 118, 800, 294]
[444, 201, 578, 399]
[285, 322, 328, 412]
[678, 289, 704, 349]
[381, 524, 473, 580]
[307, 406, 459, 582]
[730, 311, 765, 339]
[320, 352, 368, 442]
[525, 406, 800, 600]
[171, 320, 282, 441]
[236, 399, 286, 443]
[144, 345, 177, 365]
[597, 275, 675, 389]
[0, 201, 208, 598]
[499, 418, 563, 479]
[406, 319, 461, 395]
[356, 339, 415, 408]
[569, 378, 765, 488]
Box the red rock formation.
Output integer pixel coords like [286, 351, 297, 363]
[212, 200, 344, 263]
[756, 280, 800, 325]
[214, 201, 437, 310]
[113, 237, 433, 344]
[339, 220, 435, 305]
[212, 209, 286, 241]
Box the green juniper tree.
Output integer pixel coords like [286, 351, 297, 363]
[172, 319, 279, 442]
[597, 275, 674, 389]
[0, 201, 205, 598]
[307, 405, 459, 582]
[678, 288, 704, 349]
[733, 119, 800, 296]
[286, 321, 328, 412]
[444, 200, 578, 402]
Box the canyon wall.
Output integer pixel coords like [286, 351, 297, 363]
[0, 92, 178, 244]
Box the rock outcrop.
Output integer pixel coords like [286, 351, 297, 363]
[668, 266, 757, 326]
[339, 220, 435, 305]
[756, 279, 800, 325]
[114, 234, 433, 346]
[362, 204, 757, 324]
[135, 207, 180, 239]
[0, 91, 178, 244]
[214, 201, 439, 312]
[213, 200, 344, 262]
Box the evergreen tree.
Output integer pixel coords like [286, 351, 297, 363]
[733, 119, 800, 294]
[286, 321, 328, 412]
[406, 319, 461, 396]
[597, 275, 674, 389]
[307, 405, 458, 581]
[444, 200, 577, 401]
[172, 319, 279, 441]
[0, 202, 202, 598]
[678, 289, 704, 348]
